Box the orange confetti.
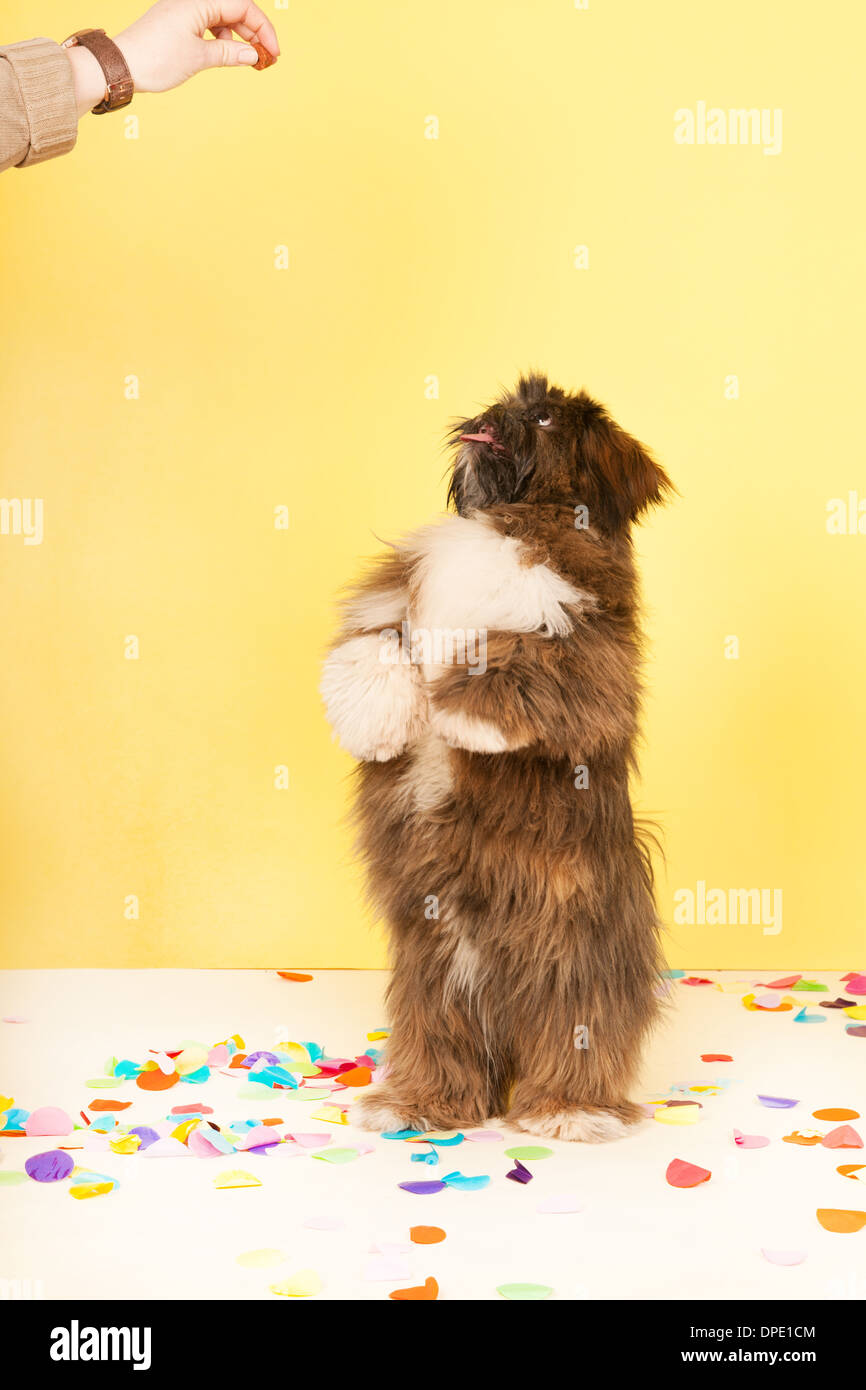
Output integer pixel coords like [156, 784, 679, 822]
[814, 1108, 860, 1122]
[700, 1054, 733, 1062]
[136, 1067, 179, 1091]
[335, 1066, 372, 1088]
[277, 971, 313, 982]
[838, 1165, 866, 1180]
[88, 1100, 132, 1112]
[783, 1131, 824, 1146]
[410, 1226, 447, 1245]
[816, 1208, 866, 1233]
[228, 1054, 248, 1069]
[390, 1276, 439, 1301]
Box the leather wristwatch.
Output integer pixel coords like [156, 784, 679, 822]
[62, 28, 134, 113]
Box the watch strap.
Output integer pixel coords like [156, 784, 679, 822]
[62, 28, 134, 114]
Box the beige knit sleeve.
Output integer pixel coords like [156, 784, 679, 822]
[0, 37, 78, 172]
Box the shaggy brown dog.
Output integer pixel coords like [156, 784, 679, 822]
[321, 374, 672, 1141]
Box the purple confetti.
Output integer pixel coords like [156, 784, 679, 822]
[398, 1180, 446, 1195]
[847, 1025, 866, 1038]
[506, 1159, 533, 1184]
[241, 1051, 281, 1069]
[25, 1149, 74, 1183]
[757, 1095, 799, 1109]
[128, 1126, 161, 1150]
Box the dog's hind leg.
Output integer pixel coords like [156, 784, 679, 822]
[350, 938, 510, 1134]
[505, 927, 660, 1142]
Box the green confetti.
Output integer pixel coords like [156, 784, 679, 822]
[504, 1146, 553, 1161]
[85, 1077, 125, 1089]
[0, 1171, 28, 1186]
[312, 1147, 359, 1164]
[497, 1282, 553, 1301]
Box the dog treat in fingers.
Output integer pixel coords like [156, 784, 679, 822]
[251, 41, 276, 71]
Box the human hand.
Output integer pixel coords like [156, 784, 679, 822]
[68, 0, 280, 114]
[115, 0, 279, 90]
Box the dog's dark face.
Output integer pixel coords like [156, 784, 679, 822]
[447, 373, 672, 534]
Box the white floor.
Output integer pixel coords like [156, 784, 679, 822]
[1, 968, 864, 1302]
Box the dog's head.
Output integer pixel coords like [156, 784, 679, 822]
[447, 373, 672, 533]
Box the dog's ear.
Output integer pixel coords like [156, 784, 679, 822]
[577, 404, 673, 533]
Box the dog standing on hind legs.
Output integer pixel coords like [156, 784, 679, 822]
[321, 373, 673, 1141]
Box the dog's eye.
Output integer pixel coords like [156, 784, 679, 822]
[533, 414, 552, 427]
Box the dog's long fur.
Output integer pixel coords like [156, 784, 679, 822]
[321, 374, 672, 1141]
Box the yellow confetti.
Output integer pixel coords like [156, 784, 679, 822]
[0, 1095, 13, 1112]
[214, 1169, 262, 1189]
[170, 1119, 198, 1143]
[407, 1129, 460, 1142]
[274, 1041, 311, 1063]
[70, 1181, 114, 1200]
[367, 1030, 390, 1041]
[654, 1103, 702, 1126]
[270, 1269, 322, 1297]
[309, 1105, 348, 1125]
[844, 1005, 866, 1020]
[109, 1134, 142, 1155]
[174, 1044, 209, 1075]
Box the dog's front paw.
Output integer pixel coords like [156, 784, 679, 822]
[512, 1102, 644, 1144]
[349, 1088, 429, 1135]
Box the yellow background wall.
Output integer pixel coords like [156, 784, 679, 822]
[1, 0, 863, 969]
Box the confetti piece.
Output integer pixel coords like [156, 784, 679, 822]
[783, 1131, 823, 1146]
[816, 1208, 866, 1233]
[847, 1026, 866, 1038]
[309, 1105, 348, 1125]
[70, 1181, 114, 1200]
[844, 1005, 866, 1020]
[792, 979, 827, 992]
[23, 1106, 73, 1137]
[287, 1132, 331, 1149]
[236, 1249, 285, 1268]
[503, 1146, 553, 1161]
[214, 1169, 262, 1188]
[127, 1126, 161, 1150]
[410, 1225, 446, 1244]
[766, 975, 801, 989]
[794, 1007, 826, 1023]
[537, 1194, 584, 1214]
[88, 1100, 132, 1112]
[25, 1149, 74, 1182]
[837, 1165, 866, 1180]
[136, 1068, 178, 1092]
[409, 1131, 463, 1147]
[844, 973, 866, 995]
[757, 1095, 798, 1109]
[506, 1159, 533, 1184]
[276, 972, 313, 982]
[390, 1276, 438, 1301]
[682, 977, 715, 987]
[733, 1129, 770, 1149]
[464, 1129, 503, 1142]
[141, 1137, 191, 1158]
[85, 1077, 125, 1089]
[741, 993, 793, 1013]
[497, 1283, 553, 1301]
[820, 998, 857, 1009]
[700, 1054, 733, 1062]
[366, 1029, 390, 1041]
[654, 1103, 701, 1126]
[270, 1269, 322, 1296]
[753, 991, 782, 1009]
[822, 1126, 863, 1150]
[761, 1249, 807, 1266]
[440, 1171, 490, 1191]
[398, 1180, 445, 1195]
[666, 1158, 711, 1188]
[335, 1067, 372, 1088]
[312, 1147, 359, 1164]
[0, 1171, 28, 1186]
[109, 1134, 142, 1155]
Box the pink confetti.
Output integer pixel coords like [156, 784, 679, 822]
[822, 1125, 863, 1150]
[761, 1249, 807, 1266]
[23, 1106, 73, 1137]
[733, 1128, 771, 1149]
